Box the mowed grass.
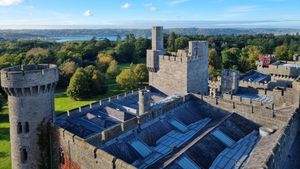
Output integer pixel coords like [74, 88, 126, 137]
[0, 106, 11, 169]
[0, 63, 135, 169]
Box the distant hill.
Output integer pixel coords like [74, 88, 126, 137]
[0, 28, 299, 40]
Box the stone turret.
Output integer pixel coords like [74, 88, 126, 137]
[147, 26, 165, 72]
[220, 69, 240, 94]
[138, 89, 151, 116]
[1, 64, 59, 169]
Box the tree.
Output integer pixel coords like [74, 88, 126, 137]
[208, 48, 222, 71]
[274, 45, 289, 60]
[97, 53, 114, 72]
[133, 64, 148, 82]
[241, 45, 261, 70]
[116, 69, 138, 90]
[167, 32, 176, 52]
[58, 61, 78, 88]
[175, 36, 189, 51]
[90, 70, 107, 95]
[24, 48, 56, 64]
[135, 37, 151, 58]
[67, 68, 90, 99]
[106, 60, 120, 78]
[115, 42, 137, 63]
[222, 48, 241, 70]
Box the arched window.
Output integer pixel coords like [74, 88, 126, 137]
[25, 122, 29, 133]
[21, 148, 28, 163]
[17, 122, 22, 134]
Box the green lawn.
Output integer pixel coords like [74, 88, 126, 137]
[0, 106, 11, 169]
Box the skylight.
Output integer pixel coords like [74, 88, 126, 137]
[177, 155, 201, 169]
[169, 119, 188, 132]
[211, 129, 235, 147]
[129, 139, 152, 158]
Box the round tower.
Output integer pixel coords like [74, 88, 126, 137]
[1, 64, 59, 169]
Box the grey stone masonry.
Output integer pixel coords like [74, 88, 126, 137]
[1, 64, 59, 169]
[147, 26, 209, 95]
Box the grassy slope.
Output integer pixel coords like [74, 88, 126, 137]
[0, 63, 134, 169]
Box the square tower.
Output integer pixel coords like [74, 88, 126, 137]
[147, 26, 209, 95]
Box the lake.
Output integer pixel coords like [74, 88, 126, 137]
[53, 35, 119, 42]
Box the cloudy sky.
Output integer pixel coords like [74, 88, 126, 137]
[0, 0, 299, 29]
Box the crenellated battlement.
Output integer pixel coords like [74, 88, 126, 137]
[1, 64, 59, 89]
[239, 80, 270, 89]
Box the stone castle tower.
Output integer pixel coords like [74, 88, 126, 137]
[147, 26, 208, 95]
[1, 64, 58, 169]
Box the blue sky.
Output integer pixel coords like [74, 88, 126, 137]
[0, 0, 299, 28]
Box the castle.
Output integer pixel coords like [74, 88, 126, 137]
[1, 26, 299, 169]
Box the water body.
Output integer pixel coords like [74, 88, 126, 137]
[53, 35, 119, 42]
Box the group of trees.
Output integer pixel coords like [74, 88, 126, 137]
[67, 65, 107, 100]
[116, 64, 148, 90]
[165, 32, 300, 75]
[0, 31, 299, 101]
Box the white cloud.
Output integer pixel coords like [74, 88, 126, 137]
[169, 0, 190, 6]
[145, 3, 157, 12]
[83, 10, 93, 17]
[0, 0, 23, 6]
[121, 3, 130, 9]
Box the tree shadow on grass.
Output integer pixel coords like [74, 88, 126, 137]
[0, 128, 10, 141]
[0, 114, 9, 123]
[0, 152, 8, 158]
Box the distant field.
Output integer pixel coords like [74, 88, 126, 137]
[0, 63, 138, 169]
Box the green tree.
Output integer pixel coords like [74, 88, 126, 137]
[241, 45, 261, 70]
[115, 42, 137, 63]
[58, 61, 78, 88]
[274, 45, 289, 60]
[106, 60, 120, 78]
[67, 68, 90, 99]
[91, 70, 107, 95]
[116, 69, 138, 90]
[133, 64, 148, 82]
[175, 36, 189, 51]
[97, 53, 114, 72]
[135, 37, 151, 58]
[208, 48, 222, 71]
[221, 47, 241, 70]
[167, 32, 176, 52]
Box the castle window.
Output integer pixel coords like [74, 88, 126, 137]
[21, 148, 28, 163]
[17, 122, 22, 134]
[25, 122, 29, 133]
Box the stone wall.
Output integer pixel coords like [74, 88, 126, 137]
[257, 62, 300, 77]
[192, 94, 287, 128]
[54, 127, 136, 169]
[244, 109, 300, 169]
[149, 56, 188, 95]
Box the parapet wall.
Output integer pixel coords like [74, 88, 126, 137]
[64, 89, 143, 118]
[54, 126, 136, 169]
[244, 109, 300, 169]
[85, 95, 190, 145]
[1, 64, 58, 89]
[193, 94, 290, 128]
[239, 80, 270, 89]
[257, 63, 300, 77]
